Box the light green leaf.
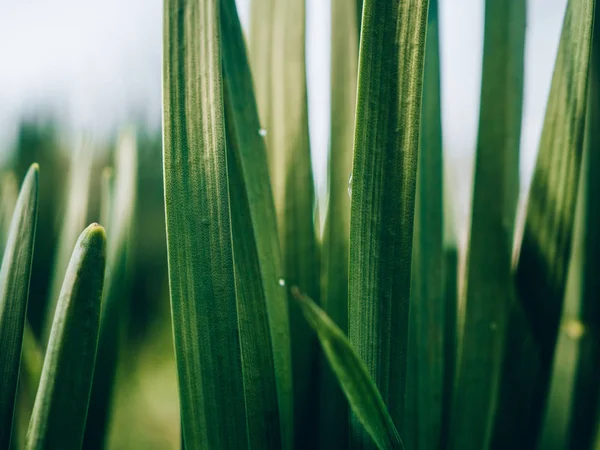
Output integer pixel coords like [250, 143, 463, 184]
[319, 0, 359, 447]
[404, 1, 446, 448]
[43, 140, 93, 344]
[250, 0, 321, 445]
[84, 130, 138, 449]
[0, 164, 39, 449]
[163, 0, 249, 447]
[25, 223, 106, 450]
[491, 0, 596, 447]
[293, 287, 403, 450]
[0, 171, 19, 257]
[221, 0, 293, 447]
[449, 0, 526, 448]
[348, 0, 429, 446]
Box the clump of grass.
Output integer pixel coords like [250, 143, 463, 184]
[1, 0, 599, 448]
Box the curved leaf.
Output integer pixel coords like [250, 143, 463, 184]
[292, 288, 403, 450]
[25, 223, 106, 450]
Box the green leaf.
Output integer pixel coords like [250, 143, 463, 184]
[319, 0, 359, 447]
[449, 0, 526, 448]
[163, 0, 248, 448]
[491, 1, 596, 447]
[0, 171, 19, 257]
[539, 12, 600, 447]
[25, 223, 106, 450]
[404, 1, 446, 448]
[221, 0, 293, 447]
[348, 0, 429, 445]
[43, 140, 93, 344]
[84, 130, 138, 449]
[292, 287, 403, 450]
[250, 0, 321, 444]
[0, 164, 39, 449]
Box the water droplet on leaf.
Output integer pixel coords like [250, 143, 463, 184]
[348, 173, 353, 198]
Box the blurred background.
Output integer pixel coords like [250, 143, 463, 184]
[0, 0, 568, 447]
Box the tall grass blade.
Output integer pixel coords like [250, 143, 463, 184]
[84, 130, 137, 449]
[25, 223, 106, 450]
[43, 140, 93, 344]
[539, 14, 600, 446]
[404, 1, 445, 448]
[348, 0, 429, 445]
[251, 0, 322, 444]
[292, 288, 404, 450]
[449, 1, 526, 448]
[0, 164, 39, 449]
[319, 0, 359, 447]
[221, 0, 293, 447]
[491, 1, 596, 447]
[0, 172, 19, 256]
[163, 0, 249, 447]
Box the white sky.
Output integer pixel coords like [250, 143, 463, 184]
[0, 0, 568, 232]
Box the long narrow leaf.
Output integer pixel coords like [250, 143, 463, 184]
[163, 0, 249, 447]
[404, 1, 445, 448]
[348, 0, 429, 445]
[539, 12, 600, 446]
[491, 1, 596, 447]
[84, 130, 138, 449]
[253, 0, 322, 445]
[221, 0, 294, 447]
[292, 288, 404, 450]
[43, 140, 93, 344]
[25, 223, 106, 450]
[0, 164, 39, 449]
[319, 0, 360, 447]
[449, 1, 526, 448]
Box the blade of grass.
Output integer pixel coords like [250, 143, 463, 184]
[319, 0, 359, 447]
[404, 1, 445, 448]
[449, 1, 526, 448]
[163, 0, 249, 447]
[539, 15, 600, 446]
[348, 0, 429, 445]
[0, 171, 19, 256]
[84, 130, 138, 449]
[25, 223, 106, 450]
[292, 287, 404, 450]
[256, 0, 322, 445]
[221, 0, 294, 447]
[43, 140, 93, 345]
[491, 1, 596, 447]
[0, 164, 39, 449]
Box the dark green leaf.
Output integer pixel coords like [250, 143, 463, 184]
[221, 0, 294, 447]
[348, 0, 429, 446]
[491, 1, 596, 447]
[292, 287, 404, 450]
[163, 0, 249, 447]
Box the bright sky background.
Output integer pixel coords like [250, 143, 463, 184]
[0, 0, 568, 233]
